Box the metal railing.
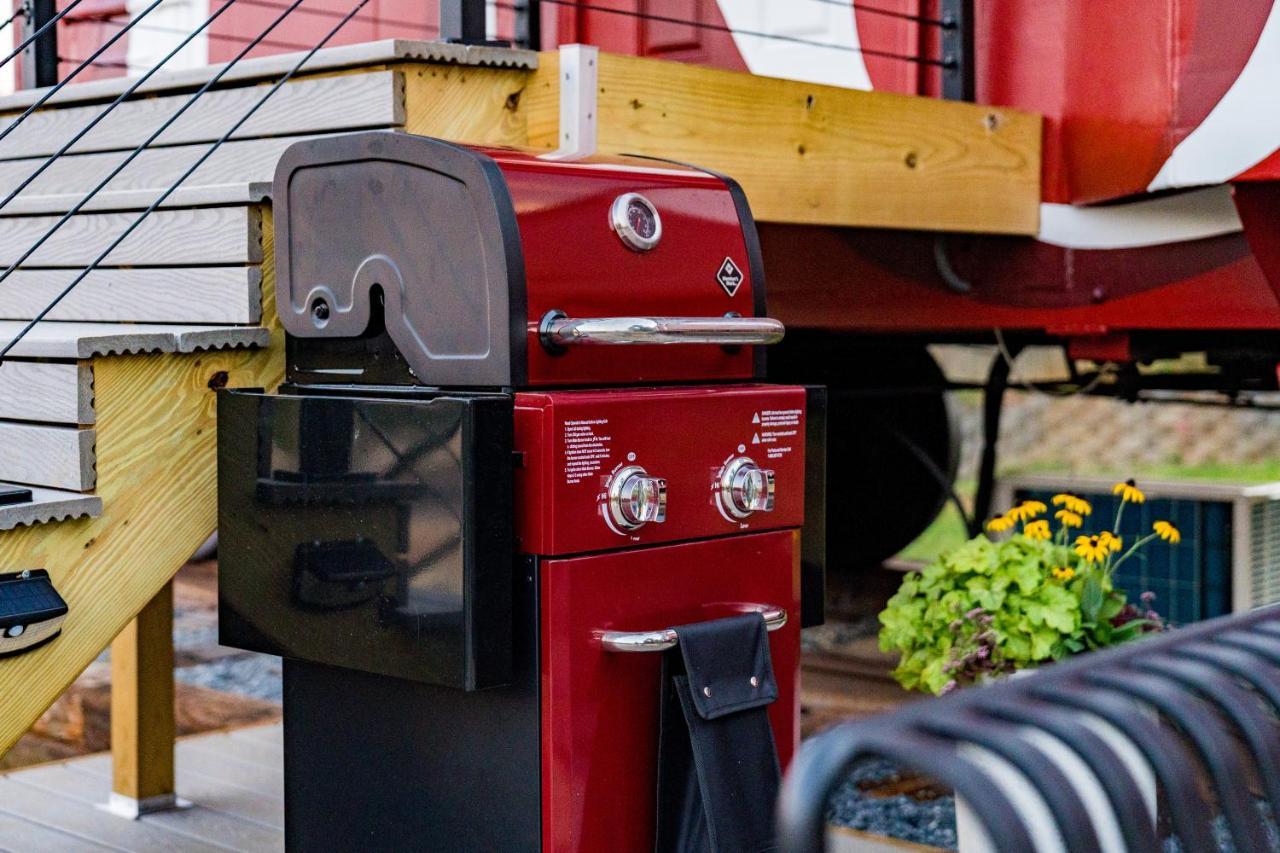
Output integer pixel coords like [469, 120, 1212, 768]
[778, 606, 1280, 852]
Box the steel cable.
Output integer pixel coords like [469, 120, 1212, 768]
[0, 0, 244, 217]
[0, 0, 91, 74]
[0, 5, 25, 36]
[0, 0, 175, 149]
[0, 0, 374, 360]
[488, 0, 943, 65]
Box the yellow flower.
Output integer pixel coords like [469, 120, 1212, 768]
[1054, 509, 1083, 528]
[1052, 493, 1092, 516]
[1153, 520, 1181, 544]
[1008, 500, 1047, 522]
[1051, 566, 1076, 581]
[1099, 530, 1123, 553]
[985, 514, 1015, 533]
[1112, 479, 1145, 504]
[1074, 534, 1109, 563]
[1024, 519, 1051, 541]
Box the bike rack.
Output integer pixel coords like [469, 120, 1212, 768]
[777, 606, 1280, 852]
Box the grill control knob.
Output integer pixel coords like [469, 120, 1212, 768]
[721, 457, 775, 519]
[609, 465, 668, 531]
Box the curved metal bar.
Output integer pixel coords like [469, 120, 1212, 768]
[1085, 669, 1272, 852]
[776, 722, 1036, 853]
[598, 605, 786, 653]
[972, 696, 1160, 853]
[539, 312, 785, 348]
[1030, 681, 1219, 852]
[1176, 641, 1280, 713]
[1140, 656, 1280, 814]
[918, 711, 1103, 853]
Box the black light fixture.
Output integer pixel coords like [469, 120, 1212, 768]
[0, 569, 68, 657]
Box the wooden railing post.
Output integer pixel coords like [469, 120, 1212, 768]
[103, 581, 187, 818]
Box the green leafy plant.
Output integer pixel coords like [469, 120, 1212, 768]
[879, 482, 1168, 694]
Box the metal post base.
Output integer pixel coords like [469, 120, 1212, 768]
[96, 792, 193, 820]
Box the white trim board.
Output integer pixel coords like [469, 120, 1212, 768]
[0, 40, 536, 112]
[0, 422, 95, 491]
[0, 361, 93, 424]
[0, 71, 405, 161]
[0, 267, 261, 324]
[0, 483, 102, 531]
[0, 321, 268, 358]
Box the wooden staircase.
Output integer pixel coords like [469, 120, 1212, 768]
[0, 39, 1041, 755]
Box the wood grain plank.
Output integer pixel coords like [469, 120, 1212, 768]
[0, 268, 260, 324]
[0, 71, 404, 160]
[0, 134, 353, 204]
[0, 321, 266, 359]
[525, 51, 1042, 235]
[186, 730, 282, 771]
[400, 62, 531, 146]
[0, 361, 92, 423]
[0, 206, 284, 758]
[0, 807, 113, 852]
[0, 422, 94, 491]
[177, 743, 284, 791]
[0, 205, 261, 266]
[0, 774, 228, 853]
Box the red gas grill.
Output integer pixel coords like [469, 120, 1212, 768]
[217, 132, 825, 851]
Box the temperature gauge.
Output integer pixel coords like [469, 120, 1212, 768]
[610, 192, 662, 252]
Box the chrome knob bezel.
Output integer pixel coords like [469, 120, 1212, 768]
[720, 456, 776, 519]
[608, 465, 668, 530]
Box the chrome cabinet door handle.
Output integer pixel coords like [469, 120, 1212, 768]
[540, 311, 785, 349]
[599, 605, 788, 653]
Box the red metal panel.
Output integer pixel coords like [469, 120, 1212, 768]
[514, 384, 806, 554]
[206, 0, 439, 64]
[488, 149, 760, 385]
[539, 530, 801, 853]
[554, 0, 748, 70]
[760, 224, 1280, 332]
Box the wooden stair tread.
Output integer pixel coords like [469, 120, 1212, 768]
[0, 361, 92, 424]
[0, 39, 536, 112]
[0, 182, 271, 216]
[0, 483, 102, 531]
[0, 321, 268, 358]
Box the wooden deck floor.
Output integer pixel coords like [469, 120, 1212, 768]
[0, 723, 283, 852]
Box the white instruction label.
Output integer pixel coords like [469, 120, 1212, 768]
[754, 408, 801, 461]
[564, 419, 611, 485]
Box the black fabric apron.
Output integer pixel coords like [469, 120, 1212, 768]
[655, 612, 782, 853]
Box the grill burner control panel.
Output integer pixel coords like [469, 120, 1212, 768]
[514, 384, 806, 555]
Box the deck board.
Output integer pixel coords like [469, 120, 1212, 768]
[0, 723, 284, 852]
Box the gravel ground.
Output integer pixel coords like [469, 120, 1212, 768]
[825, 760, 957, 850]
[174, 654, 283, 703]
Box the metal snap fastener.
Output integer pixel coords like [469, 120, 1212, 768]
[749, 676, 759, 688]
[702, 686, 712, 698]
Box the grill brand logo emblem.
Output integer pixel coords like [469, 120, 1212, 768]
[717, 257, 744, 297]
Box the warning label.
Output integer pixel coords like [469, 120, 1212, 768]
[563, 419, 611, 485]
[753, 408, 801, 461]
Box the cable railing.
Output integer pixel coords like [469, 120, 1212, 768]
[0, 0, 968, 362]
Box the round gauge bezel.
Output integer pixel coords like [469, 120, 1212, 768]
[609, 192, 663, 252]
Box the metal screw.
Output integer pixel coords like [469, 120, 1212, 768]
[703, 686, 712, 698]
[311, 299, 330, 326]
[750, 676, 759, 688]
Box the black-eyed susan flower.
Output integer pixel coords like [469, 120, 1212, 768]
[1054, 509, 1083, 528]
[1099, 530, 1123, 553]
[1075, 534, 1109, 563]
[986, 514, 1016, 534]
[1052, 493, 1093, 516]
[1008, 500, 1047, 522]
[1024, 519, 1051, 541]
[1051, 566, 1076, 581]
[1112, 479, 1145, 504]
[1153, 520, 1181, 544]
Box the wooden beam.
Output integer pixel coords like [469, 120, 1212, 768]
[109, 582, 176, 813]
[399, 61, 531, 146]
[525, 51, 1041, 235]
[0, 204, 283, 752]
